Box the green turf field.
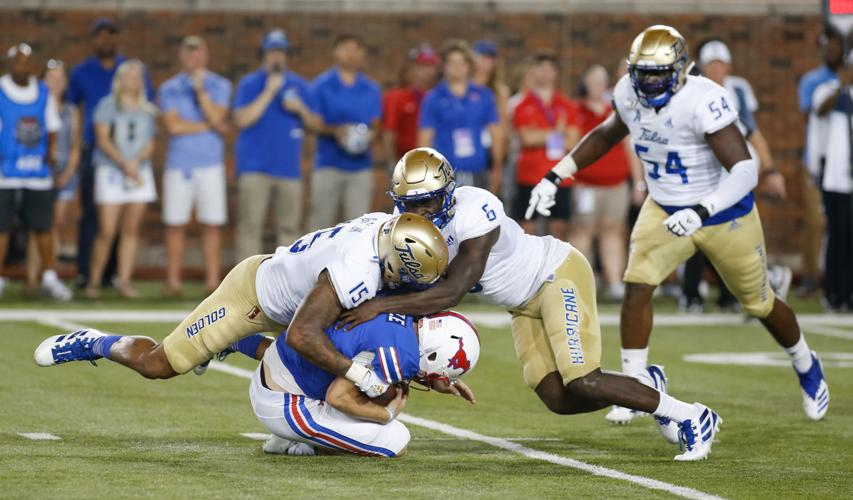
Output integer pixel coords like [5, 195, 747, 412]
[1, 287, 851, 499]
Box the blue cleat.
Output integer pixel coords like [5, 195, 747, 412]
[638, 365, 681, 444]
[674, 403, 722, 461]
[34, 329, 106, 367]
[797, 351, 829, 421]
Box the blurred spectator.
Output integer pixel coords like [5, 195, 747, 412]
[503, 57, 534, 202]
[798, 26, 842, 297]
[511, 51, 578, 240]
[568, 65, 643, 300]
[382, 43, 439, 164]
[310, 34, 381, 230]
[158, 36, 231, 295]
[419, 39, 503, 191]
[700, 40, 786, 198]
[86, 60, 157, 299]
[68, 17, 154, 289]
[233, 29, 320, 259]
[811, 57, 853, 312]
[44, 59, 81, 263]
[0, 44, 71, 300]
[473, 40, 511, 193]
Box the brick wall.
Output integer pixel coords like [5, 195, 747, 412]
[1, 9, 823, 268]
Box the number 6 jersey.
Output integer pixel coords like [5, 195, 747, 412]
[612, 74, 741, 209]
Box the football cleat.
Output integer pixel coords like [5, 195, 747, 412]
[674, 403, 722, 461]
[192, 344, 238, 376]
[605, 405, 643, 425]
[797, 352, 829, 421]
[637, 365, 681, 444]
[34, 329, 106, 367]
[767, 265, 793, 302]
[263, 435, 316, 456]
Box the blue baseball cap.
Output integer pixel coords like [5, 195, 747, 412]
[262, 29, 289, 52]
[473, 40, 498, 57]
[90, 17, 119, 35]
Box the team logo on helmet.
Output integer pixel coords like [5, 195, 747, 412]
[446, 336, 471, 372]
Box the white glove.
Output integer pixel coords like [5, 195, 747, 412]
[662, 208, 703, 237]
[346, 362, 389, 398]
[525, 177, 559, 219]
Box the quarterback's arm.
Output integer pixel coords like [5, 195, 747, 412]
[325, 378, 407, 424]
[338, 229, 499, 328]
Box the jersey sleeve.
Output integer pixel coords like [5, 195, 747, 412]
[363, 316, 420, 384]
[610, 75, 633, 124]
[325, 248, 380, 310]
[455, 188, 504, 242]
[418, 91, 438, 129]
[693, 82, 739, 135]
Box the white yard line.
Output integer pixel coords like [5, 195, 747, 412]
[9, 308, 853, 328]
[802, 324, 853, 341]
[240, 432, 272, 441]
[32, 316, 723, 500]
[17, 432, 61, 441]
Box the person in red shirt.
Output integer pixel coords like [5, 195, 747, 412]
[382, 44, 439, 165]
[512, 51, 579, 240]
[568, 65, 644, 300]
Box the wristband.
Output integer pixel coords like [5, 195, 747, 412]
[385, 405, 397, 423]
[691, 204, 710, 222]
[545, 171, 563, 185]
[345, 362, 369, 384]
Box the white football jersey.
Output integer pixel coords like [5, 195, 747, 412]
[613, 74, 739, 207]
[255, 213, 392, 325]
[443, 186, 571, 309]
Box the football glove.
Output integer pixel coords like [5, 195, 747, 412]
[662, 205, 709, 237]
[525, 174, 560, 219]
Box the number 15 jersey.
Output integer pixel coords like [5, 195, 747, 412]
[612, 74, 740, 208]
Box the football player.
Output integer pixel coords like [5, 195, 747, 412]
[250, 310, 479, 457]
[34, 213, 448, 399]
[335, 147, 719, 461]
[526, 26, 828, 423]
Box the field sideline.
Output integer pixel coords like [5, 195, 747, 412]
[2, 300, 851, 499]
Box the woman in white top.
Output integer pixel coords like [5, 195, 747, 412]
[87, 59, 157, 299]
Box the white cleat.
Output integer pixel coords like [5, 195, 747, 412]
[673, 403, 722, 462]
[605, 405, 643, 424]
[41, 270, 72, 302]
[262, 435, 316, 456]
[767, 265, 793, 302]
[637, 365, 680, 444]
[797, 352, 829, 421]
[34, 329, 106, 367]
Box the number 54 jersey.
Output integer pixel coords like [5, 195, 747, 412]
[613, 74, 740, 208]
[255, 213, 393, 326]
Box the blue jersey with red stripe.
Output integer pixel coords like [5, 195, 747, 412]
[275, 313, 420, 400]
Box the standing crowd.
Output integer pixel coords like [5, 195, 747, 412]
[0, 18, 847, 312]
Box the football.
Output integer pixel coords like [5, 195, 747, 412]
[371, 383, 399, 406]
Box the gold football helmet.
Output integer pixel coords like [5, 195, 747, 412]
[627, 25, 690, 108]
[377, 213, 449, 289]
[389, 147, 456, 229]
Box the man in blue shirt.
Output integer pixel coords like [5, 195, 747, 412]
[796, 26, 843, 297]
[67, 18, 154, 288]
[309, 34, 382, 231]
[158, 36, 232, 295]
[418, 39, 504, 191]
[233, 29, 321, 260]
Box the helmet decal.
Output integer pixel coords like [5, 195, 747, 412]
[446, 336, 470, 372]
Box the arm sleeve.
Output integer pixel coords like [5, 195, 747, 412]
[484, 89, 499, 124]
[210, 78, 232, 106]
[232, 78, 254, 109]
[699, 158, 758, 216]
[694, 84, 738, 135]
[371, 345, 406, 384]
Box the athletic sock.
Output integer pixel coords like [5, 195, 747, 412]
[654, 393, 696, 422]
[621, 348, 648, 376]
[785, 334, 814, 373]
[92, 335, 123, 358]
[232, 334, 269, 360]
